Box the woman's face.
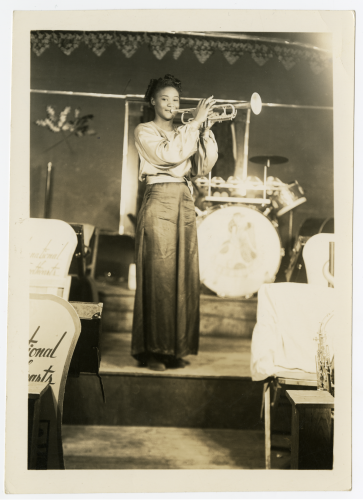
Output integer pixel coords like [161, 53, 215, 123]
[151, 86, 180, 121]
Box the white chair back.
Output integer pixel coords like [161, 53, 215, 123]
[29, 293, 81, 468]
[29, 293, 81, 411]
[27, 218, 77, 299]
[303, 233, 335, 287]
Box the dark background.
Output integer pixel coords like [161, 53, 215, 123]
[30, 32, 333, 248]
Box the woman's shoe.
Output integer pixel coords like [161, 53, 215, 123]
[166, 357, 189, 369]
[147, 354, 166, 371]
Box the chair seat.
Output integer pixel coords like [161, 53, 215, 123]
[275, 371, 317, 387]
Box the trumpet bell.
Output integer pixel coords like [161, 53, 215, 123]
[250, 92, 262, 115]
[176, 92, 262, 125]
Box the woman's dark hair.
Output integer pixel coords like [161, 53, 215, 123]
[144, 74, 182, 105]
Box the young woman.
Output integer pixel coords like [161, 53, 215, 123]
[131, 74, 218, 371]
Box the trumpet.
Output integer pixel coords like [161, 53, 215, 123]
[172, 92, 262, 126]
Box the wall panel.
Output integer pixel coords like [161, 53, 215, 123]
[30, 93, 125, 231]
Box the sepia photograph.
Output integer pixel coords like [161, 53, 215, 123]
[5, 8, 355, 495]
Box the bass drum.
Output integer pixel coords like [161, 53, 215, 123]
[197, 204, 283, 298]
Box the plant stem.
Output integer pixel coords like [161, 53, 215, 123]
[43, 132, 73, 153]
[62, 130, 74, 153]
[43, 132, 74, 153]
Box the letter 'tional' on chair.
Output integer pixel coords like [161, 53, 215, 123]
[29, 294, 81, 469]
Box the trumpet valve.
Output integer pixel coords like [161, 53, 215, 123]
[209, 104, 237, 123]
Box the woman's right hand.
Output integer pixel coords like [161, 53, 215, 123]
[192, 96, 216, 126]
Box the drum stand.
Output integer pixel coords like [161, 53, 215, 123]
[202, 155, 289, 208]
[289, 210, 294, 255]
[205, 169, 272, 206]
[262, 158, 270, 204]
[250, 155, 295, 253]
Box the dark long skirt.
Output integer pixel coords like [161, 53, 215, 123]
[131, 182, 200, 360]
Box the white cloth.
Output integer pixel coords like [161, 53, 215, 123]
[134, 121, 218, 182]
[250, 283, 335, 381]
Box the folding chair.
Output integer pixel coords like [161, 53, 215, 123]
[250, 282, 335, 469]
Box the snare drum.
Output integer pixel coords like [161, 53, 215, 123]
[197, 204, 282, 298]
[271, 180, 306, 217]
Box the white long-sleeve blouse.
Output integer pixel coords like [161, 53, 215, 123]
[134, 120, 218, 182]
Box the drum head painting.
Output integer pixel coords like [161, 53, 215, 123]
[197, 205, 282, 298]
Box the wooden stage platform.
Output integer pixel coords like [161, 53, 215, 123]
[63, 331, 263, 429]
[100, 333, 252, 378]
[63, 281, 264, 429]
[61, 281, 293, 469]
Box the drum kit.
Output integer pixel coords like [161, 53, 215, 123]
[194, 155, 307, 299]
[177, 92, 307, 298]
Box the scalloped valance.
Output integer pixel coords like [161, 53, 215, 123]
[31, 31, 331, 74]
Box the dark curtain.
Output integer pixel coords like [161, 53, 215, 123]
[209, 122, 234, 179]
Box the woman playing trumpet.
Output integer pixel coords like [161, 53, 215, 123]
[131, 74, 218, 371]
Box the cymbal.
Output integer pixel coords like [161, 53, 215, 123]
[249, 155, 289, 165]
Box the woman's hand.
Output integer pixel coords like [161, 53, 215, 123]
[192, 96, 216, 127]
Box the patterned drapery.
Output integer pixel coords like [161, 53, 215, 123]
[31, 31, 331, 74]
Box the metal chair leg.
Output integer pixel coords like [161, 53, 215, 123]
[264, 383, 271, 469]
[271, 381, 281, 419]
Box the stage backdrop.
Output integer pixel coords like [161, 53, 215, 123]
[30, 32, 333, 246]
